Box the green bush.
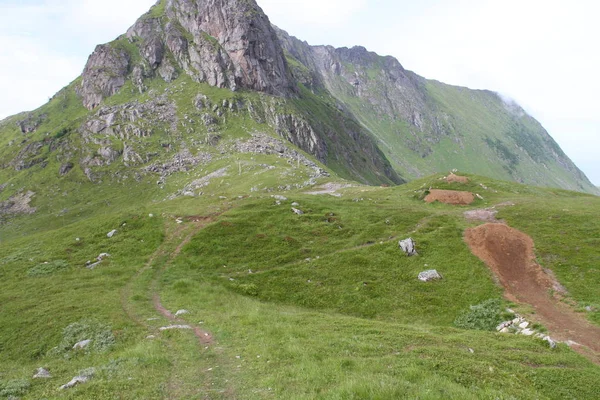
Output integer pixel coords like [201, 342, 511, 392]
[0, 379, 30, 397]
[454, 299, 504, 331]
[52, 319, 115, 356]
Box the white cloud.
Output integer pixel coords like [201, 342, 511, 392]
[259, 0, 367, 26]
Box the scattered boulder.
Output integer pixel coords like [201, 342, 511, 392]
[418, 270, 442, 282]
[107, 230, 117, 238]
[544, 336, 557, 349]
[60, 375, 89, 390]
[159, 325, 192, 331]
[175, 310, 189, 317]
[59, 369, 95, 390]
[33, 368, 51, 379]
[97, 253, 111, 261]
[521, 328, 535, 336]
[291, 202, 300, 207]
[519, 321, 529, 329]
[399, 238, 418, 256]
[73, 339, 92, 350]
[292, 208, 304, 215]
[272, 195, 288, 201]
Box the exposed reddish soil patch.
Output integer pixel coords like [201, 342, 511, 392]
[465, 223, 600, 358]
[425, 189, 475, 205]
[446, 173, 469, 184]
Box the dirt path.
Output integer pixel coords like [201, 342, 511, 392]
[150, 217, 216, 345]
[121, 214, 220, 343]
[465, 223, 600, 360]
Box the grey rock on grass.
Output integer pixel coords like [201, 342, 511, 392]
[73, 339, 92, 350]
[399, 238, 418, 256]
[418, 270, 442, 282]
[33, 368, 51, 379]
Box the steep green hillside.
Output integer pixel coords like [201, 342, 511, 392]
[276, 29, 598, 195]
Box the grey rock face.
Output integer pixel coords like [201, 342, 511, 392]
[399, 238, 418, 256]
[112, 0, 295, 98]
[79, 45, 131, 110]
[166, 0, 294, 95]
[17, 113, 47, 133]
[0, 191, 36, 216]
[418, 270, 442, 282]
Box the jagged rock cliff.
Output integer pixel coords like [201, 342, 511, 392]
[80, 0, 295, 111]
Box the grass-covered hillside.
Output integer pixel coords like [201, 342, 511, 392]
[276, 29, 598, 195]
[1, 166, 599, 398]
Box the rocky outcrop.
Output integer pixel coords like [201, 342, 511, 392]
[0, 191, 36, 215]
[166, 0, 294, 95]
[110, 0, 295, 101]
[79, 45, 131, 110]
[17, 113, 47, 133]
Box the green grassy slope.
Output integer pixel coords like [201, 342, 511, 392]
[1, 169, 599, 399]
[275, 30, 597, 195]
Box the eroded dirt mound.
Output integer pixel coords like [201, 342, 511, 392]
[465, 223, 600, 355]
[425, 189, 474, 205]
[446, 173, 469, 184]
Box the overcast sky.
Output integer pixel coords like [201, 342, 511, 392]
[1, 0, 598, 184]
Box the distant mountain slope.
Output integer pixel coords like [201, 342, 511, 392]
[275, 28, 598, 194]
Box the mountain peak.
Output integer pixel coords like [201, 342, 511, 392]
[79, 0, 294, 110]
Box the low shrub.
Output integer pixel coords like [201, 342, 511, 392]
[454, 299, 504, 331]
[51, 319, 115, 356]
[0, 379, 30, 397]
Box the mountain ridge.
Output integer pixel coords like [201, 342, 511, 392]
[0, 0, 597, 195]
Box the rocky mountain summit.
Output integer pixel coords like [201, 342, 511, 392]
[79, 0, 294, 111]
